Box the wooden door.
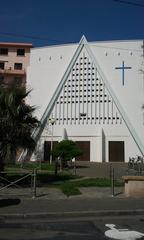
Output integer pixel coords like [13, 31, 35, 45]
[109, 141, 124, 162]
[76, 141, 90, 161]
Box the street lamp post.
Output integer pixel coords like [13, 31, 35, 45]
[49, 118, 55, 165]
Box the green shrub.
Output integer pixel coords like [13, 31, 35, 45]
[61, 182, 81, 196]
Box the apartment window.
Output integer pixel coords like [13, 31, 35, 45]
[0, 48, 8, 55]
[17, 49, 25, 56]
[0, 76, 4, 84]
[0, 62, 4, 69]
[14, 77, 23, 85]
[14, 63, 23, 70]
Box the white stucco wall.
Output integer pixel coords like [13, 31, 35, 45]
[27, 39, 144, 162]
[90, 41, 144, 148]
[27, 44, 77, 120]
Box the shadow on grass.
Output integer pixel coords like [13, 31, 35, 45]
[0, 171, 78, 187]
[37, 172, 78, 186]
[0, 198, 21, 208]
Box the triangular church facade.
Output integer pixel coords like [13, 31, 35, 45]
[27, 36, 144, 162]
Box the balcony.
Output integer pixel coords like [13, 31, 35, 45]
[0, 67, 26, 76]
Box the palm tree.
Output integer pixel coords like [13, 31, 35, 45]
[0, 86, 39, 171]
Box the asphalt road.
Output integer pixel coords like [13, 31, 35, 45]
[0, 215, 144, 240]
[1, 197, 144, 215]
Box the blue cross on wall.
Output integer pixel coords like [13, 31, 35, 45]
[115, 61, 132, 86]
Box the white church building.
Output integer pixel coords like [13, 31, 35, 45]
[27, 36, 144, 162]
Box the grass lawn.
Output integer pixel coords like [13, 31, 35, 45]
[2, 163, 124, 196]
[5, 162, 55, 172]
[2, 163, 78, 188]
[58, 178, 124, 196]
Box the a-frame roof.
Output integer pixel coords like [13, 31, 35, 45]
[31, 36, 144, 157]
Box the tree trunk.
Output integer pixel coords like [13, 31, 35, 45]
[54, 158, 58, 176]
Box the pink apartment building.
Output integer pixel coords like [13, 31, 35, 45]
[0, 42, 33, 87]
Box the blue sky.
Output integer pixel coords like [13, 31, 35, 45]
[0, 0, 144, 46]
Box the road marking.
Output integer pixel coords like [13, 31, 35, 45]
[105, 224, 144, 240]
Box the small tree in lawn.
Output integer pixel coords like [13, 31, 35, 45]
[52, 139, 83, 175]
[0, 86, 39, 171]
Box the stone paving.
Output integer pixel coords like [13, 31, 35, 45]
[75, 161, 128, 179]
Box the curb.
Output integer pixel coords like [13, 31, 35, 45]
[0, 209, 144, 219]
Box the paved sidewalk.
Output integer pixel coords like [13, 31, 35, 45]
[0, 197, 144, 218]
[0, 186, 144, 218]
[0, 186, 124, 200]
[0, 162, 143, 218]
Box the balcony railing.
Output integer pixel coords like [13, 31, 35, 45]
[0, 67, 26, 75]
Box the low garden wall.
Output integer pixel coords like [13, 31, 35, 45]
[122, 176, 144, 197]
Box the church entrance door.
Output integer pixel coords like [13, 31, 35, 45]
[76, 141, 90, 161]
[44, 141, 90, 162]
[109, 141, 124, 162]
